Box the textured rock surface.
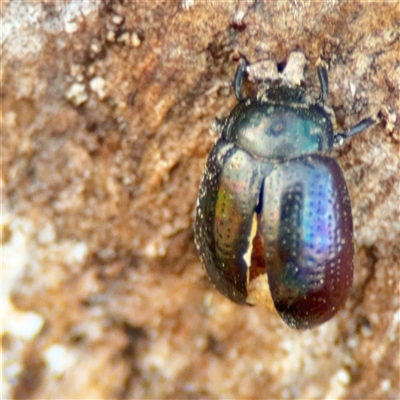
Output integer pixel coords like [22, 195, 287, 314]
[2, 1, 399, 399]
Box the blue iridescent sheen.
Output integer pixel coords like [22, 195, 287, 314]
[262, 156, 353, 329]
[224, 93, 333, 159]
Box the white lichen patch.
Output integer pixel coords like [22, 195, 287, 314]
[181, 0, 195, 11]
[64, 20, 79, 34]
[90, 77, 107, 100]
[247, 51, 306, 87]
[130, 32, 142, 48]
[247, 60, 280, 82]
[273, 322, 346, 398]
[141, 335, 190, 383]
[1, 208, 89, 396]
[282, 51, 307, 86]
[325, 368, 351, 398]
[64, 241, 89, 266]
[117, 32, 141, 47]
[2, 305, 44, 342]
[1, 213, 45, 398]
[37, 221, 56, 244]
[2, 2, 101, 59]
[66, 82, 88, 106]
[43, 344, 77, 378]
[144, 239, 167, 258]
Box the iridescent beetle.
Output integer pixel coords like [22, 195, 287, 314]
[194, 55, 381, 329]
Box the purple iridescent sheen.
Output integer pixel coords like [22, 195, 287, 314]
[262, 156, 353, 329]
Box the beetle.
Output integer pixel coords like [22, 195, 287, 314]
[194, 56, 381, 329]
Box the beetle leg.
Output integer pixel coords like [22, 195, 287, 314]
[316, 58, 329, 103]
[233, 58, 249, 101]
[334, 113, 381, 144]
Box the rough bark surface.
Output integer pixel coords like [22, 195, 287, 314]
[2, 1, 399, 399]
